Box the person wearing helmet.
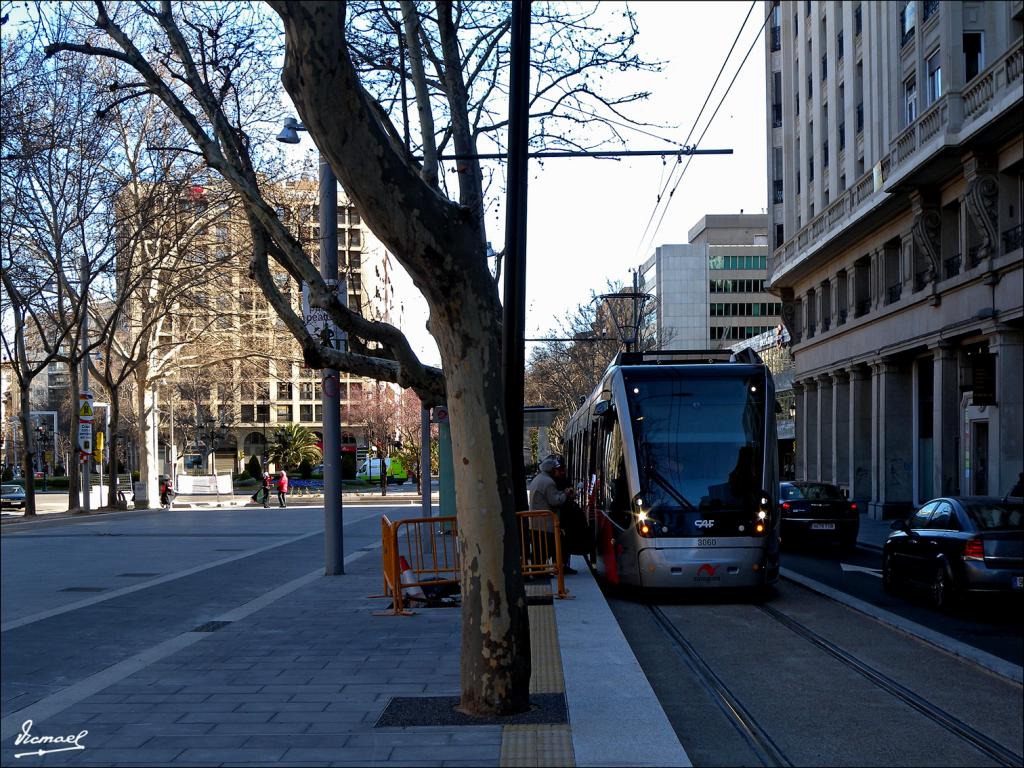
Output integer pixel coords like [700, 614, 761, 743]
[527, 454, 577, 575]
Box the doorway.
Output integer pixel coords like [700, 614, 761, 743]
[971, 420, 989, 495]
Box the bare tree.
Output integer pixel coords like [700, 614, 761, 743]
[46, 0, 658, 715]
[1, 25, 117, 513]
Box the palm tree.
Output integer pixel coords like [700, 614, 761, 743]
[267, 424, 322, 470]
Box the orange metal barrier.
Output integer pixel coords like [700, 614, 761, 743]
[375, 510, 569, 615]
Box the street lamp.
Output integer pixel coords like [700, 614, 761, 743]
[278, 116, 344, 575]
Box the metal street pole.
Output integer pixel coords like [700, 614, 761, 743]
[319, 154, 344, 575]
[421, 407, 431, 517]
[501, 1, 531, 512]
[81, 252, 91, 514]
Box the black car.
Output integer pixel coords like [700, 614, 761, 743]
[883, 496, 1024, 610]
[779, 481, 860, 549]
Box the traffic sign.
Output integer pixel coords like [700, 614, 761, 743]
[302, 279, 347, 351]
[431, 405, 449, 423]
[79, 391, 95, 422]
[78, 422, 93, 453]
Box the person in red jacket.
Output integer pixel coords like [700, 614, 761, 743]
[276, 470, 289, 508]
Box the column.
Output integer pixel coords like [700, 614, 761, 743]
[832, 370, 850, 490]
[873, 359, 914, 519]
[805, 379, 819, 481]
[931, 343, 959, 497]
[817, 374, 834, 482]
[990, 329, 1023, 495]
[848, 365, 872, 504]
[793, 380, 806, 479]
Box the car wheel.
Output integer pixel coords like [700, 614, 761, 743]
[882, 553, 897, 594]
[929, 564, 952, 610]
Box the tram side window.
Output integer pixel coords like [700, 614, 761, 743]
[604, 421, 631, 528]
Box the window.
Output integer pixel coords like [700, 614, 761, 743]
[910, 501, 937, 529]
[823, 140, 829, 168]
[821, 54, 827, 81]
[277, 382, 293, 400]
[775, 224, 785, 249]
[300, 404, 313, 422]
[276, 404, 293, 423]
[837, 31, 844, 60]
[349, 229, 361, 247]
[904, 77, 917, 125]
[927, 502, 958, 530]
[854, 4, 862, 36]
[926, 50, 941, 106]
[964, 33, 984, 82]
[255, 403, 270, 423]
[805, 0, 811, 15]
[900, 1, 916, 46]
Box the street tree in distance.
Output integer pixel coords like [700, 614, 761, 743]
[46, 1, 660, 715]
[267, 423, 322, 471]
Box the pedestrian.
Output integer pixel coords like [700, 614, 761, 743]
[527, 454, 577, 575]
[260, 471, 273, 508]
[276, 469, 289, 508]
[158, 476, 174, 510]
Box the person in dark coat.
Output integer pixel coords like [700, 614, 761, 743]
[527, 455, 577, 574]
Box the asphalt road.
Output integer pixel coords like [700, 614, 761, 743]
[780, 542, 1024, 666]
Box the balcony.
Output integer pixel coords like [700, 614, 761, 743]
[943, 254, 961, 279]
[838, 308, 848, 325]
[887, 285, 902, 304]
[855, 299, 870, 317]
[771, 26, 781, 51]
[821, 317, 831, 332]
[769, 37, 1023, 288]
[773, 179, 784, 204]
[807, 323, 816, 339]
[772, 103, 783, 127]
[1003, 223, 1023, 253]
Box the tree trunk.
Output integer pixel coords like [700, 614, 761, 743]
[18, 390, 36, 517]
[67, 364, 81, 511]
[435, 324, 531, 716]
[107, 397, 122, 508]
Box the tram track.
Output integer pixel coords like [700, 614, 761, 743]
[647, 601, 1023, 768]
[647, 604, 793, 767]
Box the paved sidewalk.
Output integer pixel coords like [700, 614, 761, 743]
[1, 538, 688, 767]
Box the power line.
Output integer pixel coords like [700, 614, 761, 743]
[645, 4, 773, 252]
[632, 0, 757, 261]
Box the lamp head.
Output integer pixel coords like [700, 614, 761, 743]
[276, 117, 303, 144]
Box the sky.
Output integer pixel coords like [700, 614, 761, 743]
[391, 1, 769, 366]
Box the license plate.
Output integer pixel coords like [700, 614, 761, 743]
[1013, 576, 1024, 589]
[810, 523, 836, 530]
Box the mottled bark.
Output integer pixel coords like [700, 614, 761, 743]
[274, 1, 530, 715]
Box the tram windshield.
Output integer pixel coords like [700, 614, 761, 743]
[623, 368, 766, 528]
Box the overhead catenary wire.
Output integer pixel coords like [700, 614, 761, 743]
[632, 0, 757, 261]
[641, 4, 774, 258]
[634, 0, 770, 264]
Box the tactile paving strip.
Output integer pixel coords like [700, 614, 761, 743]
[500, 724, 575, 767]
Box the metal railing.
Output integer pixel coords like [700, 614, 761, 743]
[375, 510, 569, 616]
[914, 270, 929, 291]
[855, 298, 871, 317]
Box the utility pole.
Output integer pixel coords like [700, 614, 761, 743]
[81, 251, 91, 514]
[319, 155, 344, 575]
[501, 0, 531, 512]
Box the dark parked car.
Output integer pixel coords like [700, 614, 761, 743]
[779, 481, 859, 549]
[1, 484, 26, 509]
[883, 496, 1024, 610]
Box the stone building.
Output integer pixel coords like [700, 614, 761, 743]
[764, 0, 1023, 516]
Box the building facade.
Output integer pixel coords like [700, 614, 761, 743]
[639, 213, 781, 348]
[764, 0, 1023, 516]
[127, 178, 397, 477]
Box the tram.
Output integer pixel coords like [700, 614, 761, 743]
[563, 349, 780, 589]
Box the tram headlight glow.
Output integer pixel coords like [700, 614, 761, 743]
[756, 522, 765, 533]
[757, 510, 767, 520]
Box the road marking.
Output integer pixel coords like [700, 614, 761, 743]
[839, 563, 882, 577]
[0, 542, 382, 742]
